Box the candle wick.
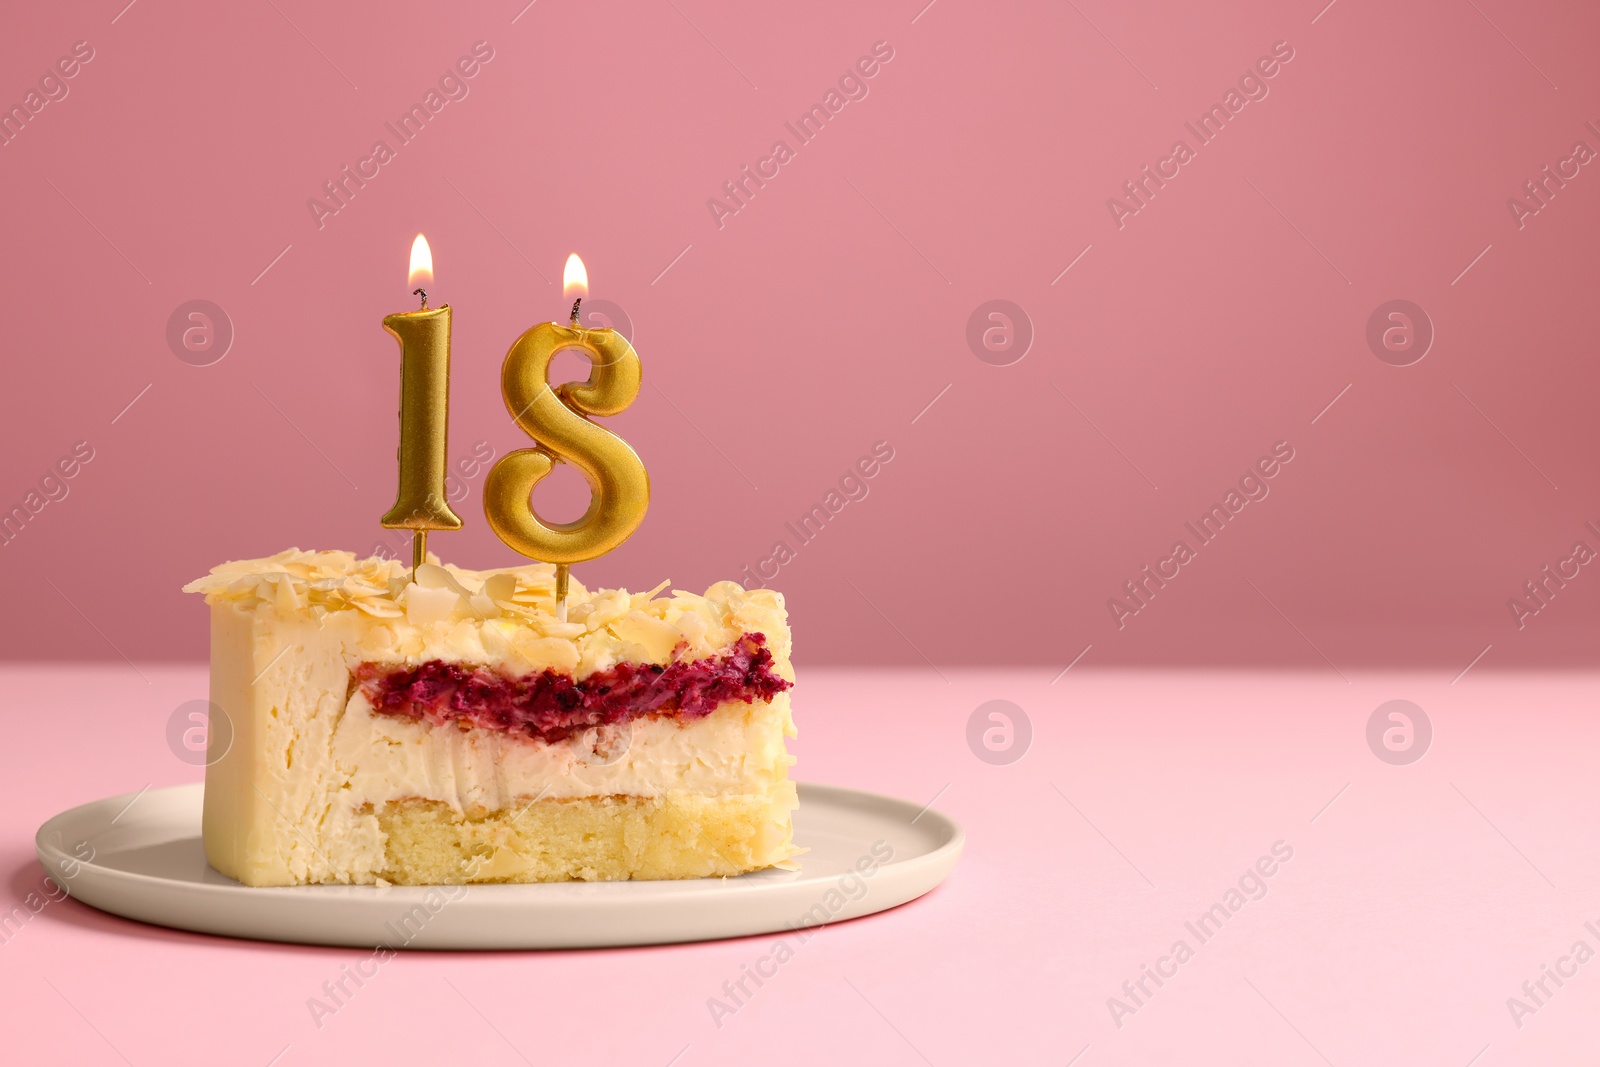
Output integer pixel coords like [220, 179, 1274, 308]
[569, 297, 582, 327]
[414, 288, 429, 310]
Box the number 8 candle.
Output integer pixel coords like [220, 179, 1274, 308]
[484, 254, 649, 619]
[380, 234, 462, 574]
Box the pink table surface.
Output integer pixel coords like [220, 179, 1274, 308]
[3, 663, 1597, 1065]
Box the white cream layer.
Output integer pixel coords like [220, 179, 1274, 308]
[339, 688, 796, 810]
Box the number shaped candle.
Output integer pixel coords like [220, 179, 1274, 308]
[380, 234, 462, 572]
[484, 257, 649, 613]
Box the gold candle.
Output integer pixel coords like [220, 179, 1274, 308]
[380, 234, 462, 574]
[484, 254, 650, 618]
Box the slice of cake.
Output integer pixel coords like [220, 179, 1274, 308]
[182, 550, 798, 887]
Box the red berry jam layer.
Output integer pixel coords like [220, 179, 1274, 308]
[354, 633, 791, 745]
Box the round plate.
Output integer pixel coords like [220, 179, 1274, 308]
[34, 782, 962, 949]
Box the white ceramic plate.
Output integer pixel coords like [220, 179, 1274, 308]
[34, 782, 962, 949]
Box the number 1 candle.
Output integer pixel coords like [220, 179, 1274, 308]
[380, 234, 462, 575]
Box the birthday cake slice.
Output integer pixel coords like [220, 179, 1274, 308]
[183, 549, 798, 887]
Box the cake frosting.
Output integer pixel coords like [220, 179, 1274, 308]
[184, 549, 799, 886]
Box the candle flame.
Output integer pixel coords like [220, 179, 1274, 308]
[408, 234, 434, 290]
[563, 253, 588, 300]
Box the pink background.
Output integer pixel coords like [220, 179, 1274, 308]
[3, 0, 1598, 671]
[5, 4, 1600, 1062]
